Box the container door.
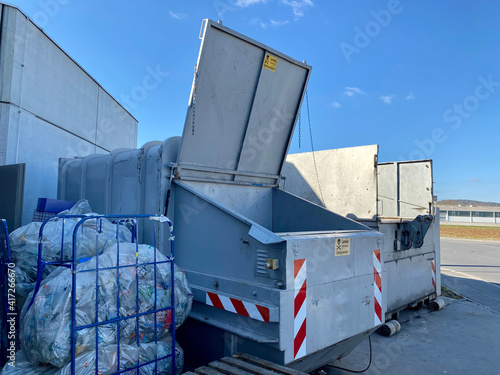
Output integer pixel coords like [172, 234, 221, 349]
[175, 20, 311, 187]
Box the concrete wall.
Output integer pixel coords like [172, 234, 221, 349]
[0, 4, 138, 224]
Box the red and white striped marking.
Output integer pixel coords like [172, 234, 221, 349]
[206, 292, 270, 323]
[431, 259, 436, 290]
[294, 259, 307, 360]
[373, 249, 383, 326]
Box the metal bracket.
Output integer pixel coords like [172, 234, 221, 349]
[398, 215, 433, 250]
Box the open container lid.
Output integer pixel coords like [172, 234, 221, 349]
[174, 19, 311, 187]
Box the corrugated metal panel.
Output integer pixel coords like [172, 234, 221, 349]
[58, 137, 181, 244]
[0, 4, 137, 224]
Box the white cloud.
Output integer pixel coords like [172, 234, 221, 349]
[406, 92, 415, 100]
[280, 0, 314, 19]
[261, 19, 289, 29]
[168, 10, 187, 20]
[344, 87, 365, 96]
[331, 101, 341, 108]
[235, 0, 268, 7]
[380, 95, 395, 104]
[271, 19, 289, 26]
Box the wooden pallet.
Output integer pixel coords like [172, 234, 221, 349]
[183, 353, 309, 375]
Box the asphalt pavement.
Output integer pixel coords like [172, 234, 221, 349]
[321, 238, 500, 375]
[441, 237, 500, 285]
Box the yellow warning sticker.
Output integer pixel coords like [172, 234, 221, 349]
[335, 238, 351, 256]
[263, 53, 279, 72]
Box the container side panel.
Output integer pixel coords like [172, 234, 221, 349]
[143, 141, 167, 216]
[379, 222, 437, 313]
[382, 222, 436, 262]
[110, 150, 142, 214]
[60, 160, 84, 202]
[152, 137, 181, 220]
[384, 252, 436, 312]
[434, 209, 441, 295]
[58, 139, 179, 247]
[176, 21, 311, 186]
[235, 60, 308, 183]
[399, 161, 433, 217]
[82, 155, 109, 214]
[283, 146, 378, 220]
[272, 189, 371, 233]
[181, 181, 273, 229]
[177, 27, 263, 181]
[282, 233, 384, 363]
[173, 184, 283, 287]
[378, 160, 433, 218]
[377, 163, 398, 217]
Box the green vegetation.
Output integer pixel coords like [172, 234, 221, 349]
[441, 286, 463, 300]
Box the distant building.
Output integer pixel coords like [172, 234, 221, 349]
[438, 205, 500, 224]
[0, 3, 138, 227]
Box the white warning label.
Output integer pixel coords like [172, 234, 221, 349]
[335, 238, 351, 256]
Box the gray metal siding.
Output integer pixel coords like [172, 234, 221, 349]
[0, 4, 138, 224]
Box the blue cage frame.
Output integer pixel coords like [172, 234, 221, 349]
[24, 214, 177, 374]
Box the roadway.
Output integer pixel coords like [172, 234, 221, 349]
[440, 237, 500, 313]
[440, 237, 500, 285]
[324, 237, 500, 375]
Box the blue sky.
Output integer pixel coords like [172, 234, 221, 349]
[11, 0, 500, 203]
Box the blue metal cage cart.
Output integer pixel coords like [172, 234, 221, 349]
[22, 214, 178, 374]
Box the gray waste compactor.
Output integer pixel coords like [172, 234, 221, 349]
[58, 20, 386, 371]
[283, 145, 441, 326]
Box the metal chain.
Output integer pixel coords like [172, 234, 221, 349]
[298, 112, 302, 149]
[191, 65, 198, 135]
[306, 90, 325, 205]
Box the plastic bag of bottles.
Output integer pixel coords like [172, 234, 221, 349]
[20, 242, 192, 368]
[56, 339, 184, 375]
[9, 200, 131, 309]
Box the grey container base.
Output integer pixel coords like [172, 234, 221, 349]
[177, 318, 376, 373]
[385, 292, 438, 322]
[378, 292, 439, 337]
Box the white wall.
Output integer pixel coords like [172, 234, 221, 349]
[0, 5, 138, 224]
[442, 211, 499, 224]
[471, 216, 496, 224]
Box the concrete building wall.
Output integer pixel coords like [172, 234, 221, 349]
[0, 4, 138, 224]
[439, 208, 500, 224]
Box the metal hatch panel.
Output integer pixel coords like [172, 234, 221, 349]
[176, 19, 311, 187]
